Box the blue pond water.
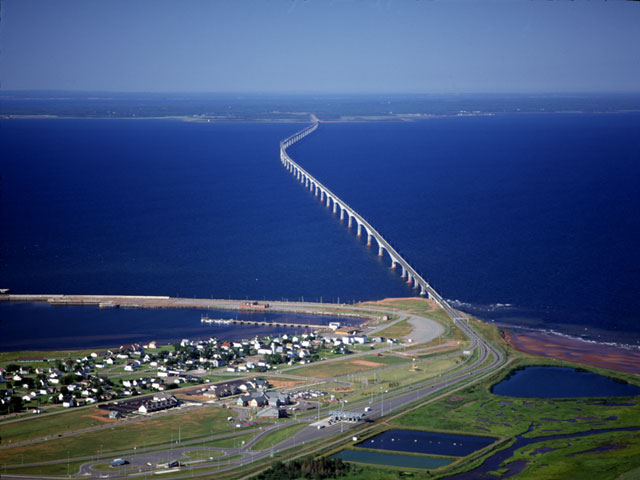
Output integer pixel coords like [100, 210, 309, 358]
[491, 366, 640, 398]
[1, 114, 639, 347]
[0, 302, 355, 351]
[333, 449, 453, 469]
[355, 429, 496, 457]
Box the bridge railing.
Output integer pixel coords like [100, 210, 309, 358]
[280, 123, 455, 316]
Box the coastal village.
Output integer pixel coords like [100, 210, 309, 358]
[0, 328, 395, 418]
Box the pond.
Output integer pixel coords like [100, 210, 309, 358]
[332, 449, 454, 469]
[355, 429, 496, 457]
[492, 366, 640, 398]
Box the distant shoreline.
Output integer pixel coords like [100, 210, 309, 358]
[3, 109, 640, 123]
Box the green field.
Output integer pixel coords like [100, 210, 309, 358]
[0, 406, 245, 465]
[251, 423, 307, 451]
[1, 406, 117, 444]
[287, 354, 410, 379]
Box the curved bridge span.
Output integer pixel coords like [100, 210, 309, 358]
[280, 123, 461, 319]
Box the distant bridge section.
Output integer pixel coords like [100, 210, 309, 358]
[280, 123, 461, 319]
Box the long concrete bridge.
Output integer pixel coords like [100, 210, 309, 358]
[280, 123, 460, 318]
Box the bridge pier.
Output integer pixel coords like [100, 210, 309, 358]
[326, 196, 331, 208]
[357, 223, 362, 237]
[333, 202, 338, 214]
[378, 245, 384, 257]
[366, 234, 372, 247]
[309, 181, 314, 192]
[315, 185, 319, 196]
[391, 259, 397, 269]
[348, 216, 353, 228]
[320, 190, 324, 201]
[401, 266, 406, 278]
[406, 273, 413, 284]
[340, 208, 345, 221]
[420, 285, 426, 296]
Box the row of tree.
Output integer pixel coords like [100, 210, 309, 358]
[253, 457, 351, 480]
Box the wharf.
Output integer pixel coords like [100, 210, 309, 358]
[0, 294, 367, 321]
[201, 316, 327, 330]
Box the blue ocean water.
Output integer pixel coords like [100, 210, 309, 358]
[1, 115, 639, 346]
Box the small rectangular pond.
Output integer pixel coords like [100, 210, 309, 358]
[332, 449, 454, 469]
[355, 429, 496, 457]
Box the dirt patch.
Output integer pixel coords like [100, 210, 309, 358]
[362, 297, 437, 310]
[269, 379, 307, 388]
[82, 413, 117, 423]
[448, 396, 466, 403]
[351, 359, 384, 368]
[504, 330, 640, 375]
[332, 387, 353, 392]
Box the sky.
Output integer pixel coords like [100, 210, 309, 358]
[1, 0, 639, 94]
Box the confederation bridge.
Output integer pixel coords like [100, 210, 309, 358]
[280, 122, 457, 317]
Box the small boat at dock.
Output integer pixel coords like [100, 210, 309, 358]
[201, 316, 233, 325]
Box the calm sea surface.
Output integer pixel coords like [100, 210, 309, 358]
[1, 115, 639, 347]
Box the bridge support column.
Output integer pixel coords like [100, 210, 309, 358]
[320, 190, 324, 201]
[391, 259, 397, 269]
[340, 208, 345, 221]
[315, 185, 319, 197]
[420, 286, 426, 296]
[378, 245, 384, 257]
[348, 216, 353, 228]
[401, 266, 406, 278]
[366, 234, 372, 247]
[333, 202, 338, 214]
[326, 196, 331, 208]
[357, 223, 362, 237]
[406, 273, 413, 284]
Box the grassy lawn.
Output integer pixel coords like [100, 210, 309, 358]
[1, 459, 87, 476]
[343, 355, 467, 404]
[0, 406, 245, 465]
[287, 354, 410, 379]
[182, 449, 225, 460]
[0, 406, 116, 444]
[203, 431, 258, 448]
[251, 423, 307, 451]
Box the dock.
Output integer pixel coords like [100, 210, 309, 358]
[201, 316, 327, 330]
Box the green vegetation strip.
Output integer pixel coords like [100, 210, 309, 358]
[252, 423, 308, 451]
